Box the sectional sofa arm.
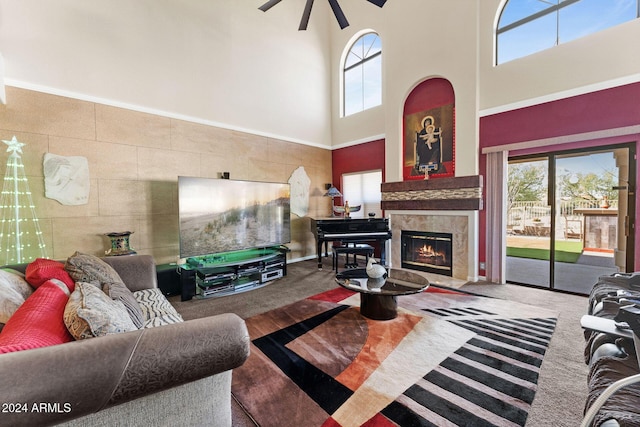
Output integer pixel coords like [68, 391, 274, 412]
[0, 313, 250, 427]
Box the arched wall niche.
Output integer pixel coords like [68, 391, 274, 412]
[402, 77, 455, 180]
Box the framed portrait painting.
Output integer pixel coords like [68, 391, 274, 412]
[402, 103, 455, 180]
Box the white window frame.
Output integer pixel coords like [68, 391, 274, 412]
[341, 30, 382, 117]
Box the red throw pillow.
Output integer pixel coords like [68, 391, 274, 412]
[25, 258, 75, 292]
[0, 279, 74, 354]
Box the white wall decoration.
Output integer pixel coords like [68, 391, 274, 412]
[288, 166, 311, 217]
[43, 153, 90, 205]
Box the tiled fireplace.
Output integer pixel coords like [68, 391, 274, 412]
[381, 176, 482, 282]
[389, 213, 470, 281]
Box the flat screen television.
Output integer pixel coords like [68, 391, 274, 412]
[178, 177, 291, 259]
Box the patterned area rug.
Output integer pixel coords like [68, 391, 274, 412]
[231, 287, 558, 427]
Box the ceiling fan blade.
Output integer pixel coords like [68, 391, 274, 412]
[328, 0, 349, 29]
[258, 0, 283, 12]
[366, 0, 387, 7]
[298, 0, 315, 30]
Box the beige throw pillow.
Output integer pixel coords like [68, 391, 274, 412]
[64, 252, 144, 328]
[64, 282, 138, 340]
[0, 269, 34, 324]
[65, 252, 123, 286]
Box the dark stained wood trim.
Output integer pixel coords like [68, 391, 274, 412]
[381, 175, 483, 211]
[381, 176, 482, 192]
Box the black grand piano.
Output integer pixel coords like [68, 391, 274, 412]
[310, 217, 392, 269]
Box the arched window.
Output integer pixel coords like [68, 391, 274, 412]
[343, 32, 382, 117]
[496, 0, 639, 65]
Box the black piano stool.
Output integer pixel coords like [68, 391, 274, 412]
[332, 243, 374, 272]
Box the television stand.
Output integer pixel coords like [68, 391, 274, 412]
[178, 246, 288, 301]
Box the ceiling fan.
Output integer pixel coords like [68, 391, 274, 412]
[259, 0, 387, 31]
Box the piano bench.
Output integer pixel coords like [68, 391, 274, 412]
[332, 243, 374, 272]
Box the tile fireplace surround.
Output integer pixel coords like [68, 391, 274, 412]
[388, 212, 471, 283]
[381, 176, 482, 284]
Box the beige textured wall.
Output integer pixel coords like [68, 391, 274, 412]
[0, 87, 332, 264]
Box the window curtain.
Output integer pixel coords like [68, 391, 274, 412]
[486, 151, 507, 283]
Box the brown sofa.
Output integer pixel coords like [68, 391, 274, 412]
[0, 255, 250, 426]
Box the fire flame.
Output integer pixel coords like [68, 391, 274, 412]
[418, 244, 447, 262]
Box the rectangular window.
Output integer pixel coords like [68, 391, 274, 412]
[341, 170, 383, 218]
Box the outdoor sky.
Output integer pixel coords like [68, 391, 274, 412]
[556, 152, 617, 179]
[498, 0, 638, 63]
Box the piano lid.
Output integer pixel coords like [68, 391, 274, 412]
[311, 217, 389, 234]
[311, 217, 388, 222]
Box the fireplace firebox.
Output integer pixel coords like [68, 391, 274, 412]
[401, 231, 453, 276]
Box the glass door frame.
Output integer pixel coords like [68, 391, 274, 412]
[508, 142, 636, 291]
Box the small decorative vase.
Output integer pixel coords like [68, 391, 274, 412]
[105, 231, 137, 256]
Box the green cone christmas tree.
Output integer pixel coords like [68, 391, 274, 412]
[0, 136, 47, 263]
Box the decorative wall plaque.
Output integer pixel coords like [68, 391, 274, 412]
[288, 166, 311, 217]
[43, 153, 90, 205]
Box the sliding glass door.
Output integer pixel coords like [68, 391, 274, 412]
[507, 144, 635, 294]
[506, 157, 551, 288]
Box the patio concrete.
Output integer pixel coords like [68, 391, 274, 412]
[506, 234, 621, 294]
[506, 254, 618, 294]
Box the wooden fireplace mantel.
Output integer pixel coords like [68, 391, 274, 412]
[381, 175, 483, 211]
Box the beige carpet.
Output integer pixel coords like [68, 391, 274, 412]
[169, 257, 590, 426]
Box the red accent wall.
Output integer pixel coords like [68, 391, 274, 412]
[331, 139, 386, 193]
[331, 139, 386, 257]
[480, 83, 640, 147]
[404, 78, 455, 114]
[479, 81, 640, 274]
